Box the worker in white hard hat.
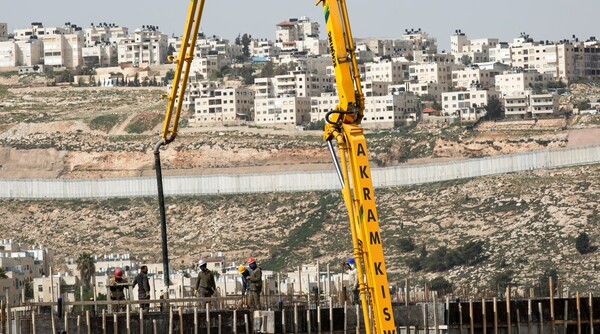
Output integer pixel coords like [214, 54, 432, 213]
[194, 259, 216, 298]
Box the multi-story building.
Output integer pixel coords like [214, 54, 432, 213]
[192, 85, 255, 123]
[249, 39, 281, 59]
[509, 37, 600, 83]
[11, 22, 84, 70]
[310, 90, 419, 128]
[441, 87, 499, 120]
[364, 59, 410, 84]
[404, 81, 448, 102]
[569, 40, 600, 82]
[504, 93, 560, 118]
[117, 26, 167, 66]
[0, 39, 44, 67]
[489, 42, 511, 64]
[0, 23, 7, 41]
[255, 70, 333, 99]
[254, 96, 311, 126]
[0, 240, 53, 304]
[81, 24, 128, 68]
[275, 17, 322, 55]
[84, 24, 129, 46]
[409, 62, 464, 87]
[276, 17, 319, 43]
[494, 69, 554, 97]
[189, 53, 230, 80]
[451, 65, 502, 90]
[450, 31, 499, 65]
[357, 29, 437, 58]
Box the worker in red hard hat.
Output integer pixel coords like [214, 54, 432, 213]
[246, 257, 262, 309]
[109, 268, 130, 312]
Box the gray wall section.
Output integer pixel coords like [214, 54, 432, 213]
[1, 145, 599, 199]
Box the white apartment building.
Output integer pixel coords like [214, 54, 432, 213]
[450, 31, 499, 65]
[250, 39, 281, 59]
[276, 17, 319, 43]
[0, 23, 7, 41]
[192, 86, 255, 123]
[451, 66, 502, 89]
[42, 32, 84, 69]
[0, 239, 53, 304]
[409, 62, 464, 86]
[509, 37, 600, 83]
[357, 30, 437, 58]
[504, 93, 560, 118]
[117, 27, 167, 66]
[489, 42, 511, 64]
[189, 53, 230, 80]
[254, 96, 311, 126]
[255, 70, 333, 99]
[82, 44, 115, 68]
[495, 70, 554, 97]
[275, 17, 322, 55]
[0, 39, 42, 67]
[84, 24, 129, 46]
[442, 88, 499, 120]
[11, 22, 84, 70]
[364, 59, 410, 84]
[565, 40, 600, 82]
[413, 52, 455, 64]
[405, 82, 448, 102]
[310, 91, 419, 128]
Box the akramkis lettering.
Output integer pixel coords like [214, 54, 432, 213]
[328, 31, 337, 68]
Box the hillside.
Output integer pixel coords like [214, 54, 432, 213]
[1, 81, 600, 293]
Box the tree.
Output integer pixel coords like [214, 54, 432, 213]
[490, 271, 513, 294]
[536, 268, 558, 297]
[167, 44, 176, 57]
[398, 237, 416, 252]
[241, 33, 252, 57]
[576, 232, 594, 254]
[76, 252, 96, 291]
[577, 99, 591, 111]
[485, 96, 503, 120]
[0, 267, 7, 279]
[429, 276, 452, 295]
[260, 61, 275, 78]
[164, 69, 175, 85]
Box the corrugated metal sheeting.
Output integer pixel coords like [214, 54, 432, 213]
[1, 145, 599, 199]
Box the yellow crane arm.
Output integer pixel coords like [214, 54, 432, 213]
[317, 1, 396, 333]
[160, 0, 206, 144]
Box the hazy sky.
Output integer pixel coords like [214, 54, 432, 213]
[5, 0, 599, 50]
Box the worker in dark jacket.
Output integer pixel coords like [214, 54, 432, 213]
[194, 260, 216, 297]
[246, 257, 262, 309]
[132, 265, 151, 311]
[238, 264, 251, 307]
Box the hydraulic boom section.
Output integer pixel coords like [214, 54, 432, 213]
[154, 0, 206, 287]
[317, 1, 397, 333]
[160, 0, 206, 144]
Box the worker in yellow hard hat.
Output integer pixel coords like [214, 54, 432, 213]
[238, 264, 251, 307]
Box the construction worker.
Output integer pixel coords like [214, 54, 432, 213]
[132, 265, 151, 312]
[238, 264, 251, 307]
[246, 257, 262, 309]
[346, 258, 359, 304]
[194, 260, 216, 298]
[108, 268, 129, 312]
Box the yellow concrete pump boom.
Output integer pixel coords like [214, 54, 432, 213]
[154, 0, 206, 286]
[317, 0, 397, 333]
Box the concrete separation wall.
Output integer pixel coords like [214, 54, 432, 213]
[1, 145, 599, 199]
